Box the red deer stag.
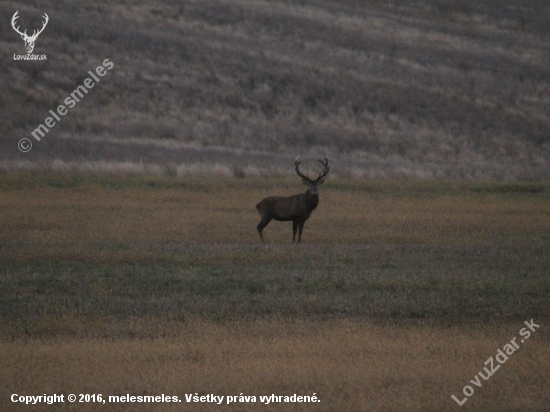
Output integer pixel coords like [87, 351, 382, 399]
[256, 157, 329, 243]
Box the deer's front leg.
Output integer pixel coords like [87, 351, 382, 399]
[298, 221, 305, 242]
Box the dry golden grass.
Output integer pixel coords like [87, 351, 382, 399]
[1, 176, 548, 252]
[1, 175, 549, 410]
[1, 319, 549, 411]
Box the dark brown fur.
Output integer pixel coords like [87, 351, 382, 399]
[256, 157, 329, 243]
[256, 189, 320, 242]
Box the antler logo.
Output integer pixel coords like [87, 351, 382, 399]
[11, 10, 49, 54]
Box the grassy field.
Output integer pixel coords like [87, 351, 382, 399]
[3, 0, 549, 409]
[1, 320, 548, 411]
[0, 174, 549, 410]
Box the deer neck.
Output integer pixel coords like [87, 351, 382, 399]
[305, 189, 319, 210]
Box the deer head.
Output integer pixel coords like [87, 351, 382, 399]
[294, 156, 330, 196]
[12, 11, 49, 54]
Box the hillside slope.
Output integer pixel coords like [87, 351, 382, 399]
[1, 0, 549, 178]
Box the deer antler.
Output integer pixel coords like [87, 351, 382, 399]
[28, 12, 49, 40]
[12, 11, 48, 41]
[295, 156, 330, 183]
[315, 157, 330, 182]
[11, 11, 27, 37]
[295, 157, 310, 182]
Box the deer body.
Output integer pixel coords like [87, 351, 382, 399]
[256, 157, 329, 243]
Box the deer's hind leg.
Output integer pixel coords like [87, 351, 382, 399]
[257, 217, 272, 242]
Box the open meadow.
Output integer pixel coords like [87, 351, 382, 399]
[0, 174, 549, 411]
[2, 0, 550, 409]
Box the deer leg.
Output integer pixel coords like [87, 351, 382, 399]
[292, 221, 298, 243]
[298, 221, 305, 242]
[257, 218, 271, 242]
